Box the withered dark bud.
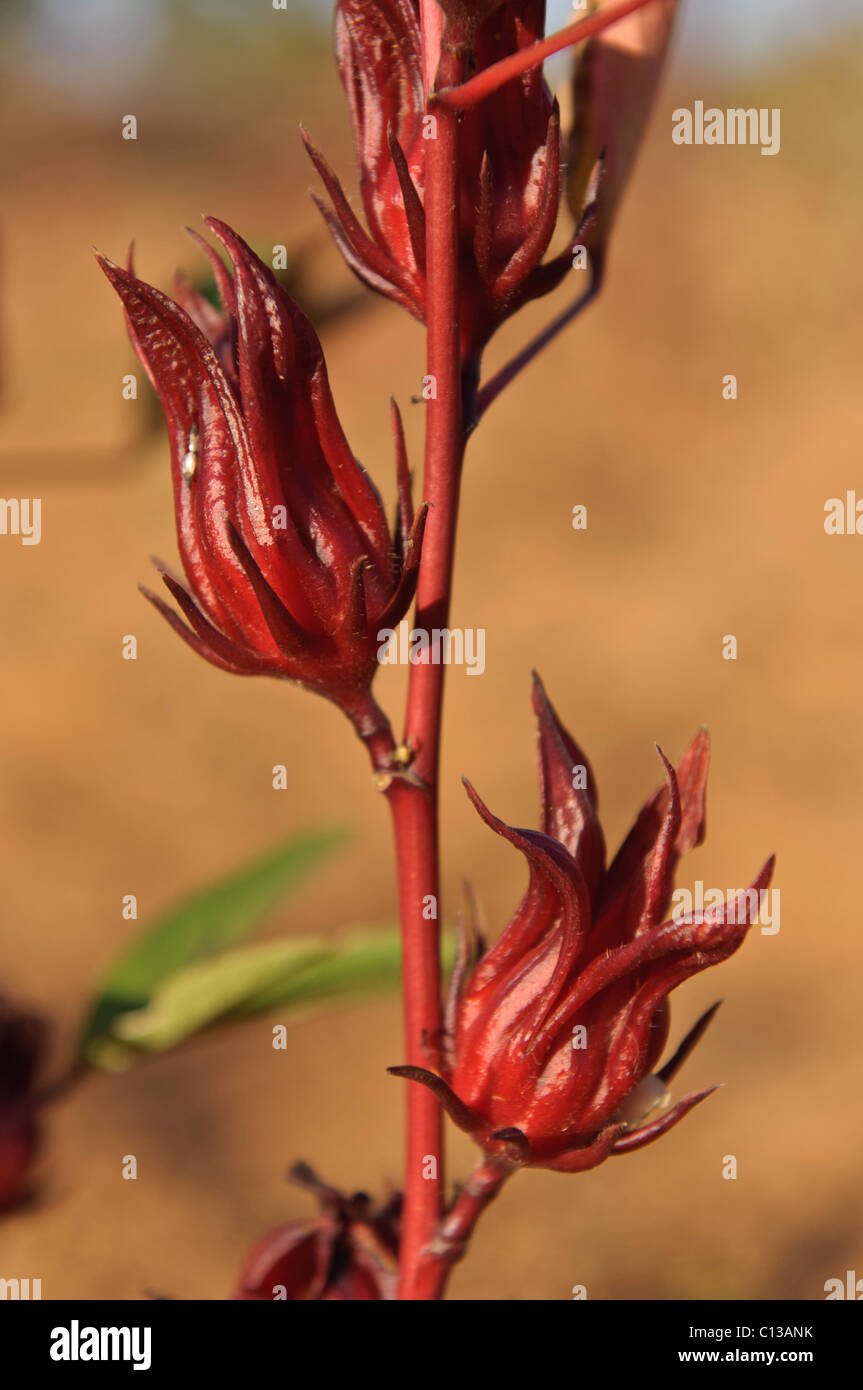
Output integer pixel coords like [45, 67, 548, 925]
[233, 1164, 401, 1301]
[0, 997, 48, 1213]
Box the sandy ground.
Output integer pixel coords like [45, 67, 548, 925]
[1, 21, 861, 1298]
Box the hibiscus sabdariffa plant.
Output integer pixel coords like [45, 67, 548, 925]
[98, 0, 773, 1300]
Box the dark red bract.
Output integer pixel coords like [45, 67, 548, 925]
[233, 1164, 400, 1301]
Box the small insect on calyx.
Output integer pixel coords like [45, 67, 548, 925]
[181, 424, 200, 482]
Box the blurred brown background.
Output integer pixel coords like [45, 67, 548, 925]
[1, 0, 861, 1299]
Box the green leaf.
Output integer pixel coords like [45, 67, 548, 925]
[113, 938, 334, 1052]
[110, 930, 408, 1053]
[78, 827, 346, 1066]
[228, 929, 407, 1018]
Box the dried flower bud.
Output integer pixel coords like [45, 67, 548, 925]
[306, 1, 578, 363]
[233, 1164, 400, 1301]
[567, 0, 680, 263]
[392, 675, 774, 1174]
[98, 222, 425, 738]
[0, 998, 48, 1212]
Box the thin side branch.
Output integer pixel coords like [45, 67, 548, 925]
[473, 260, 604, 425]
[411, 1158, 513, 1300]
[434, 0, 656, 110]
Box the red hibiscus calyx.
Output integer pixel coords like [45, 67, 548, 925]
[98, 221, 426, 740]
[390, 674, 774, 1175]
[306, 2, 590, 365]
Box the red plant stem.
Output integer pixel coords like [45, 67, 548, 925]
[410, 1159, 512, 1301]
[384, 780, 444, 1299]
[385, 6, 469, 1301]
[435, 0, 655, 110]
